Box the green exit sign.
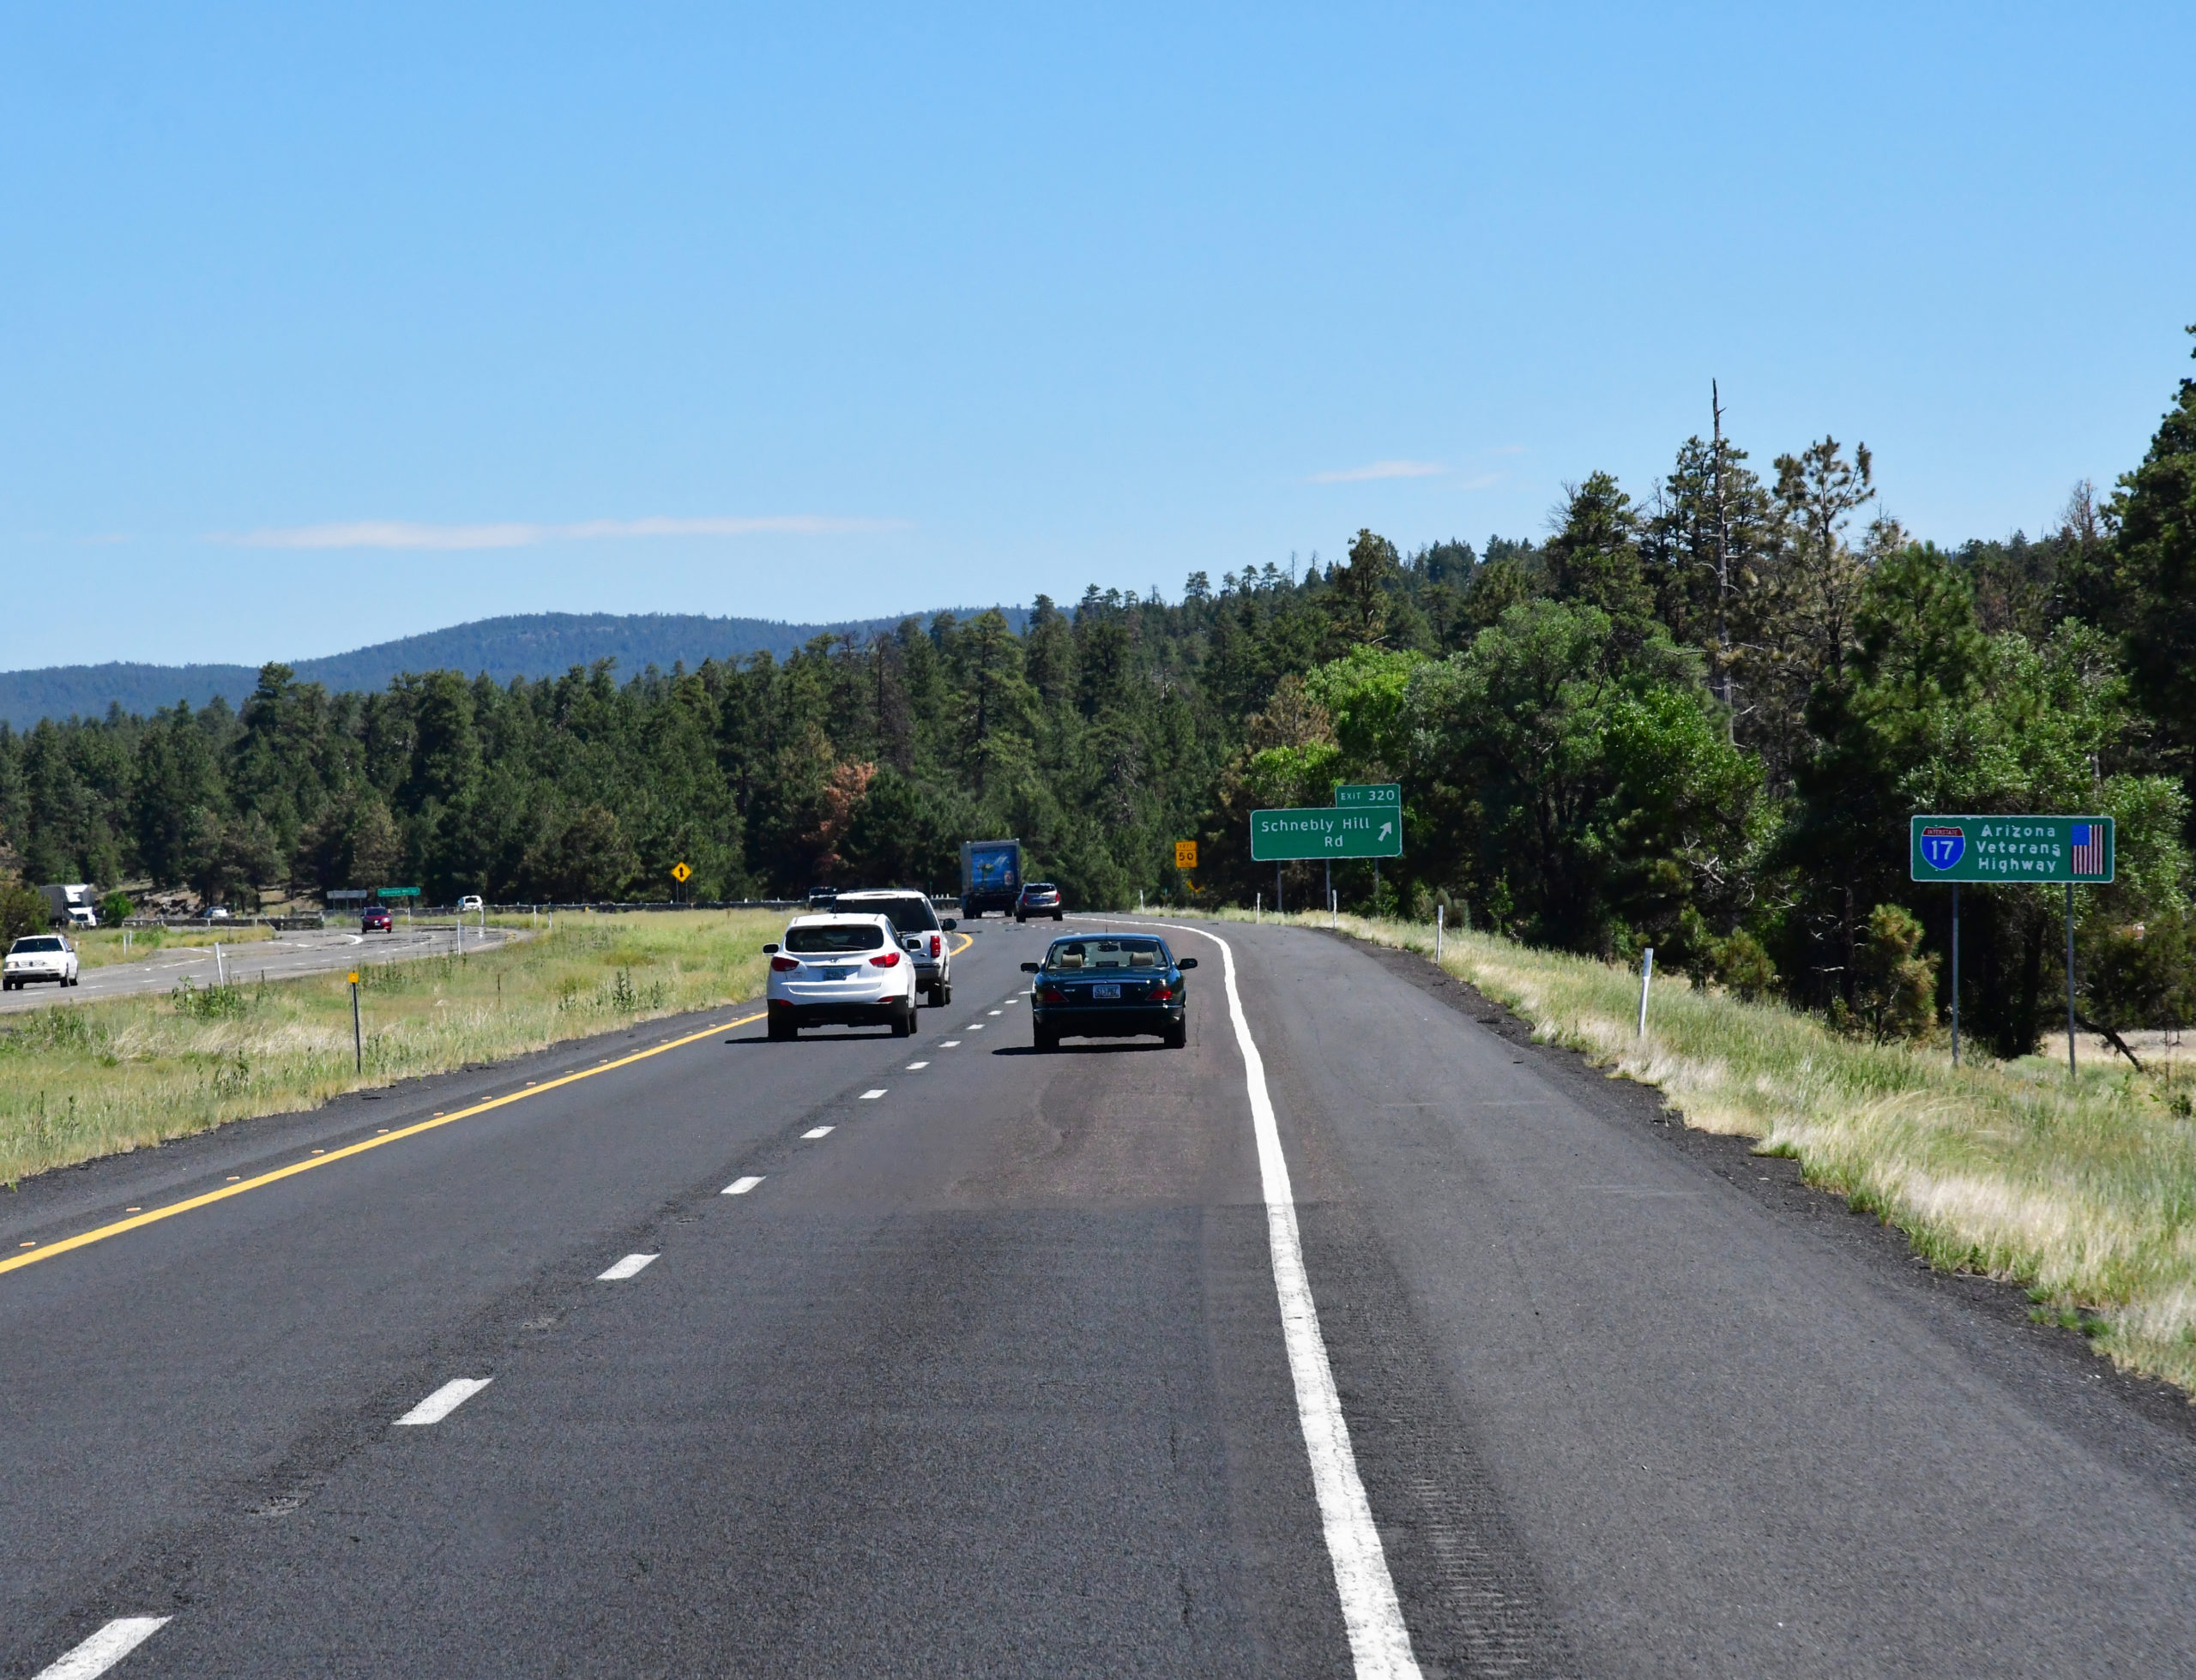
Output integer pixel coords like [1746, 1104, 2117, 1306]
[1909, 815, 2114, 883]
[1252, 807, 1403, 861]
[1332, 782, 1401, 809]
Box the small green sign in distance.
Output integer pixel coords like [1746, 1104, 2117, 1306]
[376, 886, 423, 898]
[1909, 815, 2114, 883]
[1252, 807, 1403, 861]
[1332, 782, 1402, 810]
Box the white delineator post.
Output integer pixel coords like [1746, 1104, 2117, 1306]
[1637, 946, 1655, 1037]
[1255, 892, 1261, 924]
[1435, 903, 1444, 964]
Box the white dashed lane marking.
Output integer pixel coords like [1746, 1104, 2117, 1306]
[394, 1377, 493, 1426]
[802, 1126, 834, 1139]
[941, 1040, 961, 1047]
[860, 1089, 887, 1100]
[722, 1176, 765, 1195]
[596, 1254, 658, 1280]
[906, 1061, 929, 1069]
[988, 1009, 1003, 1016]
[31, 1617, 170, 1680]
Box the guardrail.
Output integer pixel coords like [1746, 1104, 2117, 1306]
[121, 914, 326, 931]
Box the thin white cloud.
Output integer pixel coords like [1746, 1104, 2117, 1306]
[218, 515, 909, 551]
[1309, 460, 1448, 484]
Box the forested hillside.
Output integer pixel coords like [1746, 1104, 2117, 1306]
[5, 345, 2193, 1058]
[0, 609, 1023, 727]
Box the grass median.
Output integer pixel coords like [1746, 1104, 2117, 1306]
[0, 910, 778, 1187]
[1210, 906, 2196, 1396]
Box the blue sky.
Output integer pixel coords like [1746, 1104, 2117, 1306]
[3, 3, 2191, 671]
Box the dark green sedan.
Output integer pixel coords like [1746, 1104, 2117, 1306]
[1021, 933, 1197, 1051]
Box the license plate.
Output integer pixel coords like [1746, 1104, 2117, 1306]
[824, 966, 853, 980]
[1093, 983, 1121, 1000]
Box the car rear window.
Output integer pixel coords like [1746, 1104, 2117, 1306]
[844, 896, 936, 931]
[1046, 936, 1165, 971]
[786, 922, 886, 954]
[12, 936, 64, 953]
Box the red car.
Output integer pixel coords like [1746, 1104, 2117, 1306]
[361, 905, 393, 932]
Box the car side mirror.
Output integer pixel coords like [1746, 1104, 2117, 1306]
[1176, 957, 1198, 969]
[941, 918, 957, 930]
[763, 943, 779, 954]
[1020, 961, 1040, 972]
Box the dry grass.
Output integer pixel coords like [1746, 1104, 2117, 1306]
[72, 924, 276, 968]
[1210, 906, 2196, 1396]
[0, 910, 779, 1185]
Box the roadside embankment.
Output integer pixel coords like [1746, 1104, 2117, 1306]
[0, 910, 776, 1186]
[1211, 906, 2196, 1395]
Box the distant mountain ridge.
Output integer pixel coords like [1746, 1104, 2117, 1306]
[0, 608, 1029, 728]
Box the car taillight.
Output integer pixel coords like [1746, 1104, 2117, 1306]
[770, 955, 800, 972]
[929, 933, 941, 957]
[1149, 985, 1173, 1002]
[869, 950, 902, 966]
[1037, 984, 1065, 1003]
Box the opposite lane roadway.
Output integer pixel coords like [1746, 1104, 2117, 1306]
[3, 915, 2194, 1676]
[0, 923, 519, 1016]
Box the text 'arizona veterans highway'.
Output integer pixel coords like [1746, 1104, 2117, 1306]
[1909, 814, 2116, 882]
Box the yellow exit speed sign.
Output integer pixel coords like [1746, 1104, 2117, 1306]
[1174, 840, 1198, 870]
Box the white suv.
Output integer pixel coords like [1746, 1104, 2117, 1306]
[4, 934, 81, 991]
[764, 912, 920, 1040]
[830, 889, 956, 1007]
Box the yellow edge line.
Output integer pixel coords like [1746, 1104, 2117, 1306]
[1, 1007, 768, 1278]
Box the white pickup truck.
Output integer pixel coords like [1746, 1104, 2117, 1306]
[3, 934, 81, 990]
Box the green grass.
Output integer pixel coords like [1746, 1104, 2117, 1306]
[0, 910, 779, 1187]
[1209, 906, 2196, 1397]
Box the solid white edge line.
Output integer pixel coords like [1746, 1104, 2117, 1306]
[1090, 915, 1421, 1679]
[596, 1253, 658, 1280]
[393, 1376, 492, 1426]
[802, 1125, 834, 1138]
[33, 1617, 170, 1680]
[723, 1175, 764, 1195]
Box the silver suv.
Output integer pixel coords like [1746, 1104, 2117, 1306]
[830, 889, 956, 1007]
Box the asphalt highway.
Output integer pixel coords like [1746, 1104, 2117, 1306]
[0, 923, 519, 1015]
[4, 916, 2195, 1677]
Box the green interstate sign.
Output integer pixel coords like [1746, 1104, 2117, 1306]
[1909, 815, 2115, 883]
[1252, 806, 1403, 861]
[1332, 782, 1402, 810]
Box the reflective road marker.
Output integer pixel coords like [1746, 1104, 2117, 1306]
[31, 1617, 169, 1680]
[596, 1253, 658, 1280]
[394, 1377, 493, 1426]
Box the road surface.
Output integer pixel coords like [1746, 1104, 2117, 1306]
[3, 916, 2193, 1677]
[0, 923, 520, 1015]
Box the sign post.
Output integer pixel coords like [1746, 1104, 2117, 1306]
[1910, 815, 2115, 1075]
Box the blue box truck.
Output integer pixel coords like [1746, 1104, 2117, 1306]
[959, 839, 1023, 919]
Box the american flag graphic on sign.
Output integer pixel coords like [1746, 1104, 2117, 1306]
[2070, 823, 2103, 876]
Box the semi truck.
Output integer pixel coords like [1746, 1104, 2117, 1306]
[39, 883, 100, 929]
[959, 839, 1023, 918]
